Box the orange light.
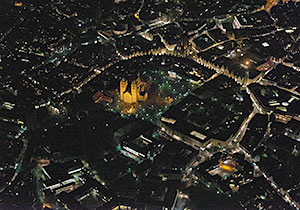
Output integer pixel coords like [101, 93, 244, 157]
[134, 13, 139, 19]
[43, 203, 53, 209]
[14, 2, 23, 6]
[220, 163, 233, 172]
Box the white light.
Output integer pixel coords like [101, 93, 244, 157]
[262, 42, 269, 47]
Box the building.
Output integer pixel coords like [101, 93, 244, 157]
[112, 22, 128, 35]
[247, 83, 300, 123]
[42, 159, 84, 196]
[159, 76, 252, 150]
[120, 76, 150, 104]
[93, 91, 113, 103]
[118, 134, 164, 163]
[232, 15, 254, 29]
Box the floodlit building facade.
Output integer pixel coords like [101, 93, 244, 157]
[120, 76, 150, 104]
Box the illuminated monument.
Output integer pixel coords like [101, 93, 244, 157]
[120, 75, 150, 104]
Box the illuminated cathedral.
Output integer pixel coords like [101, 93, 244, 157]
[120, 75, 150, 104]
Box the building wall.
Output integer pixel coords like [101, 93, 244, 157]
[120, 79, 128, 101]
[131, 81, 137, 103]
[138, 92, 148, 101]
[124, 92, 133, 104]
[120, 77, 149, 104]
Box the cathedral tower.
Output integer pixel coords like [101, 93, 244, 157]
[120, 78, 127, 101]
[131, 80, 138, 103]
